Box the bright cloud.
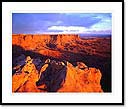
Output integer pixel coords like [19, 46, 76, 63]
[12, 13, 112, 34]
[47, 24, 111, 34]
[48, 26, 88, 33]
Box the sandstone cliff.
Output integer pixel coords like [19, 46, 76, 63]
[12, 34, 79, 50]
[12, 34, 111, 92]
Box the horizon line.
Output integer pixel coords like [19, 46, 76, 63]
[12, 33, 111, 35]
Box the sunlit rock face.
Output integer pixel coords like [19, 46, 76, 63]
[12, 56, 103, 93]
[12, 34, 79, 49]
[12, 34, 80, 60]
[12, 34, 111, 92]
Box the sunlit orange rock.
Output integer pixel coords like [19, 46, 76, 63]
[12, 56, 40, 92]
[58, 62, 103, 92]
[12, 34, 110, 92]
[12, 57, 103, 92]
[12, 73, 28, 92]
[35, 60, 103, 92]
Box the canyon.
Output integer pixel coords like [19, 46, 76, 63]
[12, 34, 111, 92]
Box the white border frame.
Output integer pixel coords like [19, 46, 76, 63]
[2, 2, 123, 104]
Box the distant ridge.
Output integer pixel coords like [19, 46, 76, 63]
[79, 33, 111, 37]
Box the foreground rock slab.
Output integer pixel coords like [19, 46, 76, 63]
[12, 56, 103, 93]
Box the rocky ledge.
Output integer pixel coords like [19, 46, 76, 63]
[12, 56, 103, 92]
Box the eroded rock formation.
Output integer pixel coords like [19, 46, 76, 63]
[12, 34, 111, 92]
[12, 56, 103, 92]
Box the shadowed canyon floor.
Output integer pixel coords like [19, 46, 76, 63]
[12, 34, 111, 92]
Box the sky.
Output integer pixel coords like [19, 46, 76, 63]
[12, 13, 112, 35]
